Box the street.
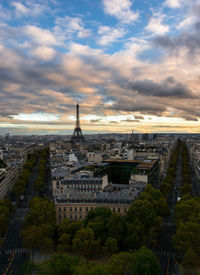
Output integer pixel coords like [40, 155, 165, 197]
[0, 159, 40, 275]
[156, 150, 183, 275]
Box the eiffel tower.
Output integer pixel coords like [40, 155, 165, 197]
[71, 102, 85, 143]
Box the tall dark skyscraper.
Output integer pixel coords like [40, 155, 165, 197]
[71, 102, 85, 143]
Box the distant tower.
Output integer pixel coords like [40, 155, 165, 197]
[71, 102, 85, 143]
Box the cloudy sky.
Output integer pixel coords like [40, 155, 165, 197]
[1, 0, 200, 135]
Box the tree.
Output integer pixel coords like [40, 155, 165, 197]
[72, 264, 91, 275]
[108, 252, 134, 275]
[22, 197, 56, 257]
[87, 217, 107, 242]
[0, 214, 8, 236]
[13, 182, 25, 198]
[38, 253, 83, 275]
[127, 199, 156, 231]
[72, 227, 100, 257]
[57, 233, 71, 252]
[148, 216, 163, 247]
[57, 219, 70, 237]
[85, 207, 112, 245]
[57, 220, 84, 240]
[102, 237, 119, 255]
[34, 177, 45, 191]
[123, 221, 146, 250]
[172, 221, 200, 256]
[131, 246, 160, 275]
[139, 185, 169, 217]
[0, 199, 14, 213]
[0, 200, 14, 237]
[24, 197, 55, 227]
[160, 141, 181, 199]
[174, 197, 200, 225]
[85, 207, 112, 226]
[0, 204, 10, 219]
[21, 225, 42, 260]
[160, 181, 172, 198]
[180, 184, 191, 196]
[107, 213, 126, 245]
[182, 248, 200, 273]
[22, 261, 38, 275]
[41, 237, 54, 253]
[74, 264, 110, 275]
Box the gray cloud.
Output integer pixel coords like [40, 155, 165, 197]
[90, 119, 102, 123]
[126, 77, 195, 98]
[154, 25, 200, 55]
[153, 3, 200, 56]
[153, 125, 185, 128]
[110, 96, 166, 116]
[135, 115, 144, 120]
[121, 119, 140, 122]
[182, 115, 198, 121]
[109, 121, 119, 124]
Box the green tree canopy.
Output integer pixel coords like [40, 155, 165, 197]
[127, 198, 156, 230]
[38, 253, 83, 275]
[173, 221, 200, 256]
[123, 220, 146, 250]
[73, 264, 109, 275]
[72, 227, 100, 257]
[107, 213, 126, 245]
[131, 246, 160, 275]
[85, 207, 112, 226]
[21, 225, 42, 252]
[57, 220, 84, 240]
[24, 197, 55, 227]
[182, 248, 200, 271]
[57, 233, 71, 252]
[102, 237, 119, 255]
[108, 252, 134, 275]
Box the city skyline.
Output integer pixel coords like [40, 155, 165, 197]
[1, 0, 200, 134]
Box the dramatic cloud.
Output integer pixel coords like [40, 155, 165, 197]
[111, 95, 167, 116]
[127, 77, 194, 98]
[154, 28, 200, 55]
[0, 0, 200, 134]
[176, 3, 200, 29]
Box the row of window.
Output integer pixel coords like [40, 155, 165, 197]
[58, 206, 93, 212]
[63, 200, 130, 204]
[57, 206, 127, 214]
[67, 185, 101, 189]
[56, 184, 101, 190]
[64, 180, 102, 184]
